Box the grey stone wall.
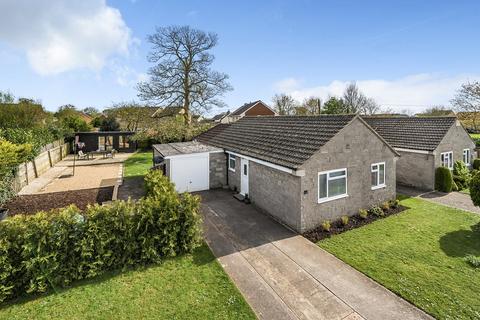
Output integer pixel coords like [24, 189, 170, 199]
[249, 161, 302, 231]
[434, 121, 476, 170]
[227, 154, 241, 192]
[396, 151, 435, 190]
[298, 118, 397, 232]
[209, 152, 226, 188]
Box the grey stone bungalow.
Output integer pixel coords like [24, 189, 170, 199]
[363, 116, 475, 190]
[154, 115, 399, 232]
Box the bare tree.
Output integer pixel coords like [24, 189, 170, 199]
[342, 82, 379, 114]
[451, 81, 480, 130]
[137, 26, 232, 125]
[302, 96, 322, 115]
[272, 94, 298, 115]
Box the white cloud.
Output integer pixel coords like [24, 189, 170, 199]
[273, 77, 302, 92]
[277, 73, 480, 113]
[0, 0, 133, 75]
[108, 60, 147, 87]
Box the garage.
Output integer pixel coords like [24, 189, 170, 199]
[152, 141, 225, 193]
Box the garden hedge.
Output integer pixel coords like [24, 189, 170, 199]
[0, 170, 202, 303]
[435, 166, 453, 193]
[473, 158, 480, 170]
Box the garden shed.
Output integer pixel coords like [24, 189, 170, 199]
[74, 131, 136, 153]
[153, 141, 225, 193]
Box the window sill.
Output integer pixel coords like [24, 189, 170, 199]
[228, 168, 236, 173]
[318, 194, 348, 204]
[371, 184, 386, 190]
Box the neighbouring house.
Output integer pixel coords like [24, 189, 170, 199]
[154, 115, 399, 232]
[363, 116, 476, 190]
[75, 131, 136, 153]
[211, 111, 230, 123]
[212, 100, 277, 123]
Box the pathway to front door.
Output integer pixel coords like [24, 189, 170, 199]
[200, 189, 432, 320]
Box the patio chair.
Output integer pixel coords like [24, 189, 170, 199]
[77, 150, 88, 160]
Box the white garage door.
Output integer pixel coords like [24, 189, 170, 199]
[170, 154, 209, 193]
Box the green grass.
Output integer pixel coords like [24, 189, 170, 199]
[318, 197, 480, 320]
[469, 133, 480, 140]
[0, 244, 255, 320]
[124, 151, 152, 178]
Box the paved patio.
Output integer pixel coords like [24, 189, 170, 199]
[19, 153, 132, 195]
[200, 189, 432, 320]
[397, 185, 480, 214]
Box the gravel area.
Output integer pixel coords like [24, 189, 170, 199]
[5, 187, 113, 215]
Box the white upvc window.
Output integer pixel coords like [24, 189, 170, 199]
[371, 162, 386, 190]
[440, 151, 453, 170]
[228, 154, 236, 172]
[463, 149, 471, 166]
[318, 168, 348, 203]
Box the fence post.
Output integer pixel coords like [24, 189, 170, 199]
[24, 163, 29, 185]
[48, 150, 53, 167]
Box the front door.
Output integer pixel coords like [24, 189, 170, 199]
[240, 158, 249, 196]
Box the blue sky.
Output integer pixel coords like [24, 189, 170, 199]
[0, 0, 479, 114]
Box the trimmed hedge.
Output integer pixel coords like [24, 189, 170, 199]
[470, 171, 480, 207]
[473, 158, 480, 170]
[0, 170, 201, 303]
[435, 166, 453, 193]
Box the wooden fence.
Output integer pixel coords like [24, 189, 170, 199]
[12, 140, 70, 192]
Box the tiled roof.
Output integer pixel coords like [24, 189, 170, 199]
[196, 115, 356, 169]
[230, 101, 262, 116]
[211, 111, 230, 121]
[362, 116, 456, 151]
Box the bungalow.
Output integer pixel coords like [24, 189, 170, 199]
[154, 115, 399, 232]
[363, 116, 476, 190]
[212, 100, 277, 123]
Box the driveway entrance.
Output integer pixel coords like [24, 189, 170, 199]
[201, 189, 432, 320]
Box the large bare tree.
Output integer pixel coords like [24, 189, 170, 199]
[137, 26, 232, 125]
[272, 94, 298, 115]
[451, 81, 480, 130]
[342, 82, 379, 115]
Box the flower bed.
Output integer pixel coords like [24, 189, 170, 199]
[303, 203, 407, 242]
[5, 187, 113, 215]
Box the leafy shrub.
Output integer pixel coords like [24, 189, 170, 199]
[340, 215, 349, 226]
[453, 160, 471, 190]
[389, 199, 400, 209]
[359, 209, 368, 219]
[321, 220, 331, 232]
[0, 170, 202, 303]
[381, 201, 390, 211]
[435, 167, 453, 193]
[369, 206, 384, 217]
[473, 159, 480, 170]
[469, 171, 480, 207]
[464, 255, 480, 268]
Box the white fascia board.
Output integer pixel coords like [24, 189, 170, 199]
[225, 150, 303, 176]
[394, 147, 432, 155]
[164, 151, 212, 160]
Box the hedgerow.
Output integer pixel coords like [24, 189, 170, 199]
[0, 170, 202, 303]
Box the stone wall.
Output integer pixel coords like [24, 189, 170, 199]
[434, 120, 476, 170]
[396, 151, 435, 190]
[227, 154, 240, 192]
[299, 118, 397, 232]
[209, 152, 226, 188]
[249, 161, 302, 231]
[13, 141, 69, 192]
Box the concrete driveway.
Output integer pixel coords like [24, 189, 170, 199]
[200, 189, 432, 320]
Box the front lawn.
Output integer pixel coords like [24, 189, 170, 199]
[124, 151, 152, 178]
[318, 197, 480, 320]
[0, 244, 255, 320]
